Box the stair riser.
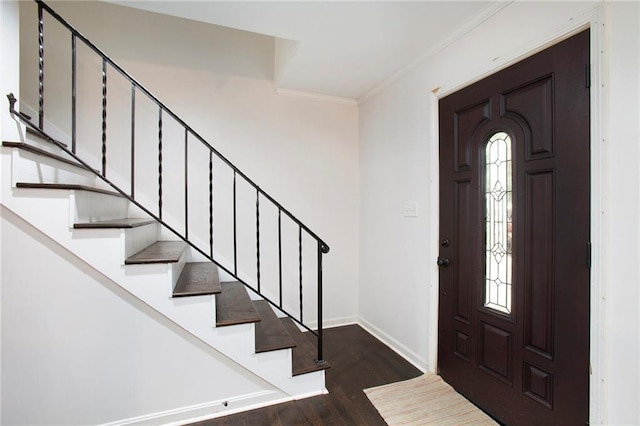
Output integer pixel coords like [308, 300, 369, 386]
[11, 149, 96, 187]
[71, 191, 132, 225]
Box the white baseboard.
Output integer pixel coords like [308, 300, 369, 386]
[357, 317, 428, 373]
[102, 390, 287, 426]
[306, 315, 358, 331]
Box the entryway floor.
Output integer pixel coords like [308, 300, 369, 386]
[190, 324, 423, 425]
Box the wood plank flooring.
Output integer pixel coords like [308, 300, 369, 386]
[190, 325, 422, 425]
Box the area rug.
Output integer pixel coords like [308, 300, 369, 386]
[364, 374, 497, 425]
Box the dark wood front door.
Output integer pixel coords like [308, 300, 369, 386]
[437, 30, 590, 425]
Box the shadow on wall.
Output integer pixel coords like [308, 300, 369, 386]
[19, 0, 275, 83]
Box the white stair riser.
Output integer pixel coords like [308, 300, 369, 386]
[70, 191, 131, 224]
[11, 149, 96, 187]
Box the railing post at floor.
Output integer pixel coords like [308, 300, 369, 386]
[317, 241, 324, 363]
[233, 171, 237, 274]
[299, 225, 303, 322]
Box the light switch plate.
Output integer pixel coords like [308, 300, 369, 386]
[404, 201, 418, 217]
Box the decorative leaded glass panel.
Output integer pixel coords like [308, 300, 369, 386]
[485, 132, 513, 314]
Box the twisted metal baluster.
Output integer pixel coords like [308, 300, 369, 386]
[278, 209, 283, 308]
[256, 189, 261, 292]
[158, 108, 163, 219]
[101, 58, 107, 176]
[130, 85, 136, 197]
[71, 34, 76, 153]
[38, 4, 44, 130]
[184, 128, 189, 239]
[209, 151, 214, 257]
[299, 225, 303, 322]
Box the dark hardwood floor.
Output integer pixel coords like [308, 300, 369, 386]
[191, 325, 423, 425]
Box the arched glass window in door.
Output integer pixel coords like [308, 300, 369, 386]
[485, 131, 513, 314]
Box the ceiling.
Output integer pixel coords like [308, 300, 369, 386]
[106, 1, 499, 101]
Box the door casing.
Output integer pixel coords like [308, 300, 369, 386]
[426, 7, 607, 424]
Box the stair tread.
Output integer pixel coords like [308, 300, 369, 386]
[74, 218, 156, 229]
[281, 317, 331, 376]
[125, 241, 185, 264]
[253, 300, 296, 353]
[15, 182, 122, 197]
[173, 262, 221, 297]
[216, 282, 261, 327]
[3, 141, 90, 171]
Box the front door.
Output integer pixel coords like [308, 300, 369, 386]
[437, 30, 590, 425]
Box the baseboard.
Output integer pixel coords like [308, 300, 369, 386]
[103, 390, 287, 426]
[306, 315, 358, 331]
[357, 317, 428, 373]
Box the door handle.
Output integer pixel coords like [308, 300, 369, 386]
[437, 257, 450, 267]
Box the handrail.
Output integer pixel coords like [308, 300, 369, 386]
[14, 0, 329, 364]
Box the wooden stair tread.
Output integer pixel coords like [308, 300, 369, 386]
[125, 241, 185, 264]
[216, 282, 261, 327]
[15, 182, 122, 197]
[173, 262, 221, 297]
[3, 141, 89, 171]
[253, 300, 296, 353]
[281, 317, 331, 376]
[74, 218, 156, 229]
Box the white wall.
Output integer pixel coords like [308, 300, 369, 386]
[0, 1, 22, 422]
[18, 1, 360, 327]
[359, 1, 639, 424]
[604, 2, 640, 424]
[0, 206, 283, 425]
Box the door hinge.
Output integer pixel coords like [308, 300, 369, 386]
[587, 242, 592, 269]
[585, 64, 591, 89]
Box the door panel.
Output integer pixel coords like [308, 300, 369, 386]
[438, 30, 590, 425]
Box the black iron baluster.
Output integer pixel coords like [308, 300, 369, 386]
[158, 108, 163, 219]
[38, 3, 44, 130]
[233, 170, 237, 275]
[317, 241, 324, 363]
[71, 34, 76, 153]
[209, 151, 214, 257]
[299, 225, 303, 323]
[130, 85, 135, 197]
[278, 209, 283, 308]
[184, 128, 189, 239]
[256, 189, 261, 292]
[101, 58, 107, 176]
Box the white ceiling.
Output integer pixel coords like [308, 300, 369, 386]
[106, 1, 498, 100]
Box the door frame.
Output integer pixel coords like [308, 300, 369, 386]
[426, 5, 607, 424]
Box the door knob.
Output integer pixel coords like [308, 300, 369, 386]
[437, 257, 450, 267]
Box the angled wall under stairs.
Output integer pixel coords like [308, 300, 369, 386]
[0, 126, 328, 424]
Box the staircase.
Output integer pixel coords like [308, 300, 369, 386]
[1, 117, 330, 411]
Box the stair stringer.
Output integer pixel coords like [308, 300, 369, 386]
[0, 146, 327, 400]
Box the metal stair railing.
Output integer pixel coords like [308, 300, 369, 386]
[7, 0, 329, 365]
